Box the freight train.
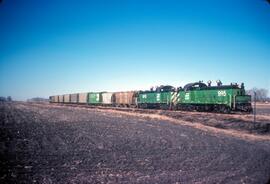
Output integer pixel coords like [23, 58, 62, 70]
[49, 81, 252, 113]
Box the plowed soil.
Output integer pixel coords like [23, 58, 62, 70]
[1, 102, 270, 184]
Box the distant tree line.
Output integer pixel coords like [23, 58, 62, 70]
[0, 96, 12, 102]
[246, 88, 269, 102]
[27, 97, 49, 102]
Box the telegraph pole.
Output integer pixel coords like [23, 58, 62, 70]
[254, 92, 256, 123]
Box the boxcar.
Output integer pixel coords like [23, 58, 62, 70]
[59, 95, 64, 103]
[113, 91, 137, 106]
[102, 92, 113, 105]
[88, 92, 102, 104]
[54, 95, 59, 103]
[50, 96, 56, 103]
[49, 96, 53, 103]
[70, 93, 78, 103]
[78, 93, 88, 104]
[64, 94, 70, 103]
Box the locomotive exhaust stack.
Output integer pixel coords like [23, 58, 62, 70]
[216, 80, 222, 86]
[207, 80, 212, 87]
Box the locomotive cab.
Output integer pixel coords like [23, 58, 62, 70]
[234, 83, 252, 112]
[156, 85, 176, 92]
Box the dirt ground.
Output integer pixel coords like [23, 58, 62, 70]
[65, 102, 270, 135]
[1, 102, 270, 184]
[256, 103, 270, 116]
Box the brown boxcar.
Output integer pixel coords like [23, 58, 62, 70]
[70, 93, 78, 103]
[113, 91, 137, 106]
[78, 93, 88, 104]
[64, 94, 70, 103]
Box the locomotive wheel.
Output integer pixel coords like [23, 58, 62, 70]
[220, 105, 231, 114]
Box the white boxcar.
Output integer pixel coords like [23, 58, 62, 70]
[59, 95, 64, 103]
[54, 95, 59, 103]
[102, 92, 113, 104]
[64, 94, 70, 103]
[70, 93, 78, 103]
[51, 96, 56, 103]
[78, 93, 88, 104]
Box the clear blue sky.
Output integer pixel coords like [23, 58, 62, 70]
[0, 0, 270, 100]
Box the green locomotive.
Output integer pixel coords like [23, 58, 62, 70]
[137, 81, 252, 113]
[175, 81, 252, 113]
[137, 85, 175, 109]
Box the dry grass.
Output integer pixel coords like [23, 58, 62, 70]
[93, 108, 270, 142]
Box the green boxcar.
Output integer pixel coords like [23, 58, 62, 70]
[87, 92, 102, 104]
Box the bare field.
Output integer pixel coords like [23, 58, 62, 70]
[255, 103, 270, 116]
[1, 102, 270, 183]
[53, 102, 270, 136]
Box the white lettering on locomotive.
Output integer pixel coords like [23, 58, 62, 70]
[156, 93, 160, 101]
[218, 90, 226, 96]
[185, 93, 190, 100]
